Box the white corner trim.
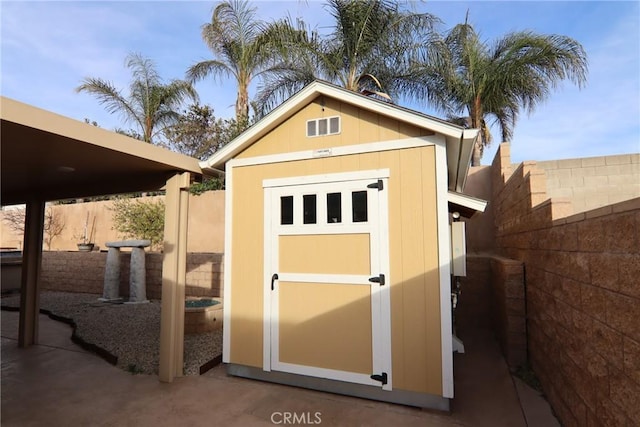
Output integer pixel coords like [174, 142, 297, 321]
[233, 136, 437, 169]
[435, 140, 454, 398]
[222, 164, 233, 364]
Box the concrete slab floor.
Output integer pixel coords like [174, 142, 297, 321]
[1, 311, 556, 427]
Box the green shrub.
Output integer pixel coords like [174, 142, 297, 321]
[110, 197, 165, 251]
[189, 177, 224, 195]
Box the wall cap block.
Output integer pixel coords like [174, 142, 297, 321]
[612, 197, 640, 214]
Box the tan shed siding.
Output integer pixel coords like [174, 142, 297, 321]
[237, 97, 434, 159]
[229, 163, 273, 367]
[388, 147, 442, 394]
[229, 144, 442, 395]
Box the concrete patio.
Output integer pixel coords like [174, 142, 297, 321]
[0, 310, 558, 426]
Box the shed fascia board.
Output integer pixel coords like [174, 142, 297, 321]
[447, 191, 488, 213]
[1, 96, 203, 175]
[200, 81, 477, 173]
[456, 130, 479, 192]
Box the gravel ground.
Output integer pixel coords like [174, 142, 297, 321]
[0, 291, 222, 376]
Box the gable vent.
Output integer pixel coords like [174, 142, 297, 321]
[307, 116, 340, 137]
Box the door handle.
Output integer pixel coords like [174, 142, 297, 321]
[271, 273, 279, 291]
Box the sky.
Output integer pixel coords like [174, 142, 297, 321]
[1, 1, 639, 165]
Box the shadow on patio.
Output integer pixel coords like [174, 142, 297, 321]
[0, 307, 557, 427]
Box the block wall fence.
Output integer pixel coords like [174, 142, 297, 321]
[456, 254, 527, 369]
[537, 154, 639, 215]
[476, 143, 640, 427]
[0, 191, 225, 253]
[40, 251, 223, 300]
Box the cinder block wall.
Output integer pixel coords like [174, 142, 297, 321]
[488, 256, 526, 369]
[492, 143, 640, 426]
[0, 191, 225, 253]
[41, 252, 224, 299]
[457, 254, 526, 369]
[536, 154, 639, 215]
[456, 255, 492, 331]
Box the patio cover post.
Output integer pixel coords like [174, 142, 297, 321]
[159, 172, 190, 382]
[18, 198, 45, 347]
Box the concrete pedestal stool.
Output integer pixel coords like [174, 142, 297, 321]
[100, 239, 151, 304]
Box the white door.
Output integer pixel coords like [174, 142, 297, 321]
[263, 171, 392, 390]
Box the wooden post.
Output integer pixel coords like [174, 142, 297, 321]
[159, 172, 190, 382]
[18, 199, 45, 347]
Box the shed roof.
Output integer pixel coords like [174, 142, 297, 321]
[448, 191, 488, 218]
[1, 97, 203, 206]
[201, 80, 479, 193]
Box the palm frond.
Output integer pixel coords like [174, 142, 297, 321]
[186, 60, 234, 83]
[413, 18, 588, 164]
[78, 53, 196, 144]
[75, 77, 144, 131]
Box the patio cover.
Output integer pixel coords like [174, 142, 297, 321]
[1, 96, 203, 382]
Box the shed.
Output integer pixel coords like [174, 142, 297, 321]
[201, 81, 487, 410]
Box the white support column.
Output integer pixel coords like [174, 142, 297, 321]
[159, 172, 190, 383]
[18, 199, 45, 347]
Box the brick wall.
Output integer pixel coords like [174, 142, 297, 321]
[492, 143, 640, 426]
[41, 251, 223, 299]
[535, 154, 639, 215]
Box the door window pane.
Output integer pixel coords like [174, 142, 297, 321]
[303, 194, 317, 224]
[281, 196, 293, 225]
[327, 193, 342, 223]
[352, 191, 368, 222]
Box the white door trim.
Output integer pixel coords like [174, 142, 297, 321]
[278, 273, 371, 285]
[272, 361, 381, 387]
[263, 169, 390, 188]
[263, 171, 392, 391]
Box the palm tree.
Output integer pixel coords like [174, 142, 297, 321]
[187, 0, 290, 124]
[255, 0, 443, 115]
[407, 18, 588, 165]
[76, 53, 198, 144]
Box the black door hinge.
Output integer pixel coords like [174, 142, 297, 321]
[368, 274, 385, 286]
[370, 372, 388, 385]
[367, 179, 383, 191]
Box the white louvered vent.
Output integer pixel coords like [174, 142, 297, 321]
[306, 116, 341, 137]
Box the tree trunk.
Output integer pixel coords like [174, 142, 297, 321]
[470, 99, 484, 166]
[471, 140, 483, 166]
[236, 82, 249, 123]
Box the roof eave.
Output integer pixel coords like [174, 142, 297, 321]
[201, 81, 475, 171]
[447, 190, 488, 218]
